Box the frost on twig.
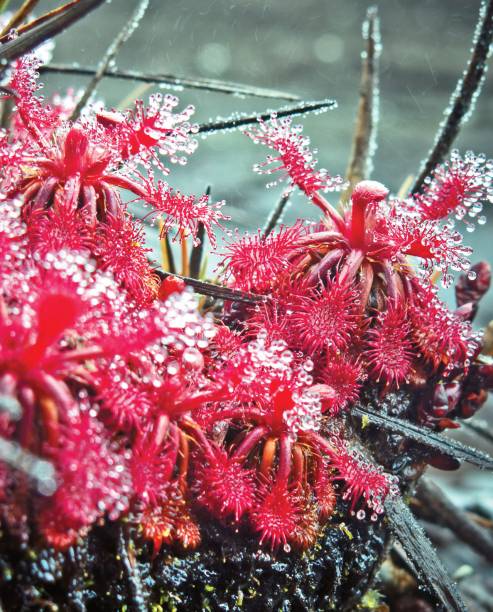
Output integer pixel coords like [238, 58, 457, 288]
[197, 98, 337, 135]
[117, 526, 148, 611]
[0, 0, 106, 65]
[40, 63, 301, 101]
[70, 0, 150, 120]
[0, 0, 40, 38]
[385, 495, 467, 612]
[413, 0, 493, 193]
[263, 192, 291, 236]
[156, 269, 267, 304]
[352, 405, 493, 469]
[188, 187, 210, 279]
[344, 6, 381, 194]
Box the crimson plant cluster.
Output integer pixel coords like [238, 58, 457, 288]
[0, 53, 492, 555]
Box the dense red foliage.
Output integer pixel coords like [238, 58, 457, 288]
[0, 54, 491, 555]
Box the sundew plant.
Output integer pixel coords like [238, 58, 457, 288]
[0, 1, 492, 611]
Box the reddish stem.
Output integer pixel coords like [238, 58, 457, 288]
[232, 425, 269, 461]
[306, 248, 345, 286]
[260, 436, 277, 478]
[151, 413, 170, 450]
[178, 430, 189, 485]
[100, 182, 120, 218]
[382, 261, 398, 301]
[291, 444, 305, 485]
[339, 249, 364, 284]
[350, 197, 368, 248]
[305, 432, 337, 462]
[102, 174, 148, 198]
[359, 261, 374, 313]
[17, 385, 35, 448]
[297, 231, 343, 247]
[48, 345, 104, 365]
[182, 419, 216, 461]
[173, 385, 228, 414]
[204, 407, 266, 424]
[33, 372, 75, 414]
[165, 423, 180, 475]
[39, 396, 59, 447]
[31, 177, 58, 213]
[311, 192, 346, 233]
[82, 184, 98, 223]
[276, 434, 292, 485]
[401, 272, 415, 307]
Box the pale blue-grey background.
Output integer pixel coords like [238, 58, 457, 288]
[25, 0, 493, 330]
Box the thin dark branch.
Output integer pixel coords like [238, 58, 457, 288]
[0, 0, 40, 37]
[412, 476, 493, 563]
[0, 0, 106, 65]
[39, 63, 301, 101]
[0, 0, 79, 44]
[385, 495, 467, 612]
[462, 418, 493, 445]
[155, 269, 266, 304]
[263, 192, 291, 236]
[0, 84, 15, 97]
[70, 0, 149, 120]
[117, 526, 147, 612]
[189, 223, 206, 278]
[0, 96, 14, 129]
[197, 99, 337, 135]
[162, 234, 176, 276]
[412, 0, 493, 193]
[189, 186, 210, 279]
[352, 405, 493, 469]
[345, 6, 381, 190]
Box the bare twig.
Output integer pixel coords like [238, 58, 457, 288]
[352, 405, 493, 469]
[344, 6, 381, 192]
[0, 0, 39, 37]
[0, 0, 79, 43]
[117, 526, 147, 612]
[189, 223, 206, 278]
[412, 476, 493, 563]
[385, 495, 467, 612]
[197, 98, 337, 135]
[0, 83, 15, 127]
[164, 234, 176, 276]
[0, 96, 13, 128]
[40, 63, 301, 101]
[263, 192, 291, 236]
[189, 187, 210, 279]
[0, 0, 106, 65]
[156, 269, 266, 304]
[70, 0, 150, 120]
[412, 0, 493, 193]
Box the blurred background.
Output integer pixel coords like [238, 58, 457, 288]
[14, 0, 490, 320]
[7, 0, 493, 590]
